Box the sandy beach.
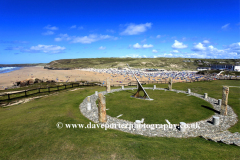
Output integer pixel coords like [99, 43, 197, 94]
[0, 66, 206, 90]
[0, 66, 135, 89]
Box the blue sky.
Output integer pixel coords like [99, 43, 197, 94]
[0, 0, 239, 64]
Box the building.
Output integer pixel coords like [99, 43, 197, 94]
[197, 67, 211, 71]
[210, 64, 240, 71]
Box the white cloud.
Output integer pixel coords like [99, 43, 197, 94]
[133, 43, 142, 49]
[152, 49, 158, 53]
[99, 46, 106, 50]
[54, 34, 71, 42]
[141, 39, 147, 43]
[106, 29, 115, 33]
[192, 43, 206, 51]
[172, 50, 179, 53]
[70, 25, 77, 29]
[44, 25, 58, 30]
[182, 37, 187, 41]
[221, 23, 230, 29]
[224, 42, 240, 55]
[142, 44, 153, 48]
[156, 35, 161, 38]
[131, 43, 153, 49]
[42, 30, 54, 35]
[55, 34, 117, 44]
[78, 26, 84, 30]
[29, 44, 65, 54]
[171, 40, 187, 49]
[120, 23, 152, 35]
[54, 38, 62, 42]
[122, 54, 143, 58]
[203, 40, 210, 44]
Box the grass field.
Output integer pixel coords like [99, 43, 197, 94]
[105, 90, 214, 124]
[0, 80, 240, 159]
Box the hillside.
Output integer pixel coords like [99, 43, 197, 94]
[44, 58, 240, 70]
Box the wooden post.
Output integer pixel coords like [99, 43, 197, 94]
[48, 87, 50, 93]
[98, 93, 107, 123]
[65, 85, 66, 89]
[25, 90, 27, 96]
[8, 94, 10, 100]
[220, 86, 229, 116]
[72, 84, 73, 88]
[38, 88, 40, 93]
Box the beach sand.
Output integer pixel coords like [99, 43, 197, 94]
[0, 66, 202, 90]
[0, 66, 136, 89]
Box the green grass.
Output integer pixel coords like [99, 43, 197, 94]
[0, 81, 240, 159]
[105, 90, 214, 124]
[143, 80, 240, 132]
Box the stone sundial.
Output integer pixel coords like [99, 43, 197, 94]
[126, 64, 153, 100]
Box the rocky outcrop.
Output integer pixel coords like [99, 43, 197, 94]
[44, 65, 71, 70]
[13, 78, 56, 87]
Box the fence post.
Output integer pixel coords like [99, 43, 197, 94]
[25, 90, 27, 96]
[48, 87, 50, 93]
[65, 85, 66, 89]
[72, 84, 73, 88]
[8, 94, 10, 100]
[38, 88, 40, 93]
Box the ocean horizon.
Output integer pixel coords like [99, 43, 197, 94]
[0, 67, 22, 74]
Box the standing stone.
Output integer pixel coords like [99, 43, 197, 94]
[212, 116, 220, 125]
[218, 99, 222, 106]
[179, 122, 186, 132]
[95, 91, 98, 96]
[87, 96, 91, 102]
[87, 103, 91, 111]
[121, 86, 124, 90]
[220, 86, 229, 116]
[188, 88, 191, 94]
[106, 78, 111, 93]
[98, 93, 107, 123]
[204, 93, 208, 98]
[168, 78, 172, 91]
[153, 85, 156, 90]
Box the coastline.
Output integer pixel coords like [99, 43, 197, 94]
[0, 66, 211, 90]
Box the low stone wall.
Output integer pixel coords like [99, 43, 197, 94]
[79, 87, 239, 145]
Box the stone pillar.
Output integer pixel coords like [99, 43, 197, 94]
[168, 78, 172, 91]
[106, 78, 111, 93]
[212, 116, 220, 125]
[204, 93, 208, 98]
[153, 85, 156, 90]
[220, 86, 229, 116]
[98, 93, 107, 123]
[188, 88, 191, 94]
[218, 99, 222, 106]
[95, 91, 98, 96]
[179, 122, 186, 132]
[121, 86, 124, 90]
[87, 96, 91, 102]
[87, 103, 91, 111]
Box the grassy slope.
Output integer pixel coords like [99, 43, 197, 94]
[45, 58, 240, 70]
[0, 81, 240, 159]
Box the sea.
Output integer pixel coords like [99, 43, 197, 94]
[0, 67, 22, 74]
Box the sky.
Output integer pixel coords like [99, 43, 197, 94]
[0, 0, 239, 64]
